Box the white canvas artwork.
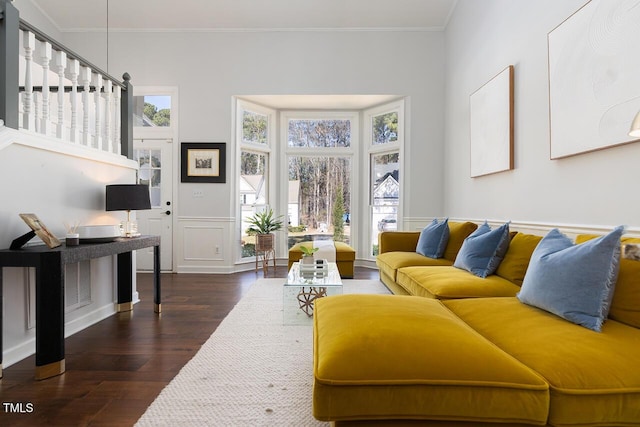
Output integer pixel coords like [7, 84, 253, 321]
[548, 0, 640, 159]
[470, 65, 514, 178]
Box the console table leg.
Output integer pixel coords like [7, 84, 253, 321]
[35, 256, 66, 380]
[153, 245, 161, 313]
[117, 252, 133, 312]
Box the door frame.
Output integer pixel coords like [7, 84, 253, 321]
[133, 86, 179, 273]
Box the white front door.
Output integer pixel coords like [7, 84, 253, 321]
[133, 138, 173, 271]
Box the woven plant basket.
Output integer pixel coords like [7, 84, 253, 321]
[256, 233, 274, 251]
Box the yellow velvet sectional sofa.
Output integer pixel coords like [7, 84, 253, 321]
[376, 221, 546, 299]
[313, 222, 640, 426]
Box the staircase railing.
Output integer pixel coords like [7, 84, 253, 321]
[0, 0, 133, 159]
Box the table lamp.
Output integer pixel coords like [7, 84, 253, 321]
[630, 110, 640, 138]
[106, 184, 151, 237]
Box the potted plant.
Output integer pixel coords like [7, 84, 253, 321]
[246, 208, 284, 252]
[300, 245, 319, 265]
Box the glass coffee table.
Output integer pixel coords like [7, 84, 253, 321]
[284, 261, 343, 325]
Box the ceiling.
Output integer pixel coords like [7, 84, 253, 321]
[30, 0, 458, 32]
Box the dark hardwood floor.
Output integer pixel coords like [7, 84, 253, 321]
[0, 266, 379, 426]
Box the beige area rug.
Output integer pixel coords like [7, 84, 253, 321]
[136, 278, 390, 426]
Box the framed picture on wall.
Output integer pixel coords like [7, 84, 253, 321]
[181, 142, 226, 183]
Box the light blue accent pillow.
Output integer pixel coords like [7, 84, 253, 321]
[517, 226, 624, 332]
[416, 218, 450, 258]
[453, 221, 511, 278]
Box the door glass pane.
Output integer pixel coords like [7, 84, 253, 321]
[288, 119, 351, 148]
[371, 152, 399, 255]
[240, 151, 268, 258]
[133, 95, 171, 127]
[372, 112, 398, 145]
[288, 156, 351, 248]
[134, 148, 162, 208]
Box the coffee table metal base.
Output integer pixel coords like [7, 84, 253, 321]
[284, 262, 343, 325]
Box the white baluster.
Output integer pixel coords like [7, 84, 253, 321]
[80, 66, 92, 146]
[104, 80, 112, 152]
[69, 59, 80, 143]
[40, 41, 52, 136]
[94, 73, 103, 150]
[55, 51, 67, 139]
[34, 91, 40, 133]
[22, 31, 36, 131]
[114, 85, 121, 154]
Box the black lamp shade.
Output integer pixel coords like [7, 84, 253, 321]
[106, 184, 151, 211]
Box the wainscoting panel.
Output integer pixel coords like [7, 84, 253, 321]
[183, 226, 224, 261]
[177, 217, 235, 273]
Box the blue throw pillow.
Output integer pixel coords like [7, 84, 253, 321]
[517, 226, 624, 332]
[453, 221, 510, 278]
[416, 218, 449, 258]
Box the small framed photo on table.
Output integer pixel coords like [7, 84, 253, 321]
[181, 142, 226, 183]
[19, 213, 61, 248]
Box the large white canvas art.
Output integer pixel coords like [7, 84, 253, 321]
[470, 65, 514, 178]
[548, 0, 640, 159]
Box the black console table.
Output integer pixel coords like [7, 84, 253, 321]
[0, 235, 160, 380]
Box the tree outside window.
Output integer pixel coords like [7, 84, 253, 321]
[133, 95, 171, 127]
[287, 118, 352, 248]
[243, 111, 268, 144]
[372, 112, 398, 145]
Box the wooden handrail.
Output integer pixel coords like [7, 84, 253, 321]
[18, 19, 124, 89]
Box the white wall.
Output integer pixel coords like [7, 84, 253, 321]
[0, 128, 139, 367]
[444, 0, 640, 230]
[14, 0, 109, 70]
[13, 0, 63, 41]
[61, 29, 446, 270]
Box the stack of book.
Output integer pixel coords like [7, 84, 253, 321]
[300, 259, 329, 278]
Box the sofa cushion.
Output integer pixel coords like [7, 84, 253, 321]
[518, 226, 623, 332]
[376, 252, 453, 283]
[396, 266, 521, 299]
[444, 297, 640, 426]
[454, 222, 511, 278]
[442, 221, 478, 262]
[495, 232, 543, 286]
[416, 218, 449, 258]
[378, 231, 421, 254]
[576, 235, 640, 329]
[333, 241, 356, 260]
[314, 294, 549, 424]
